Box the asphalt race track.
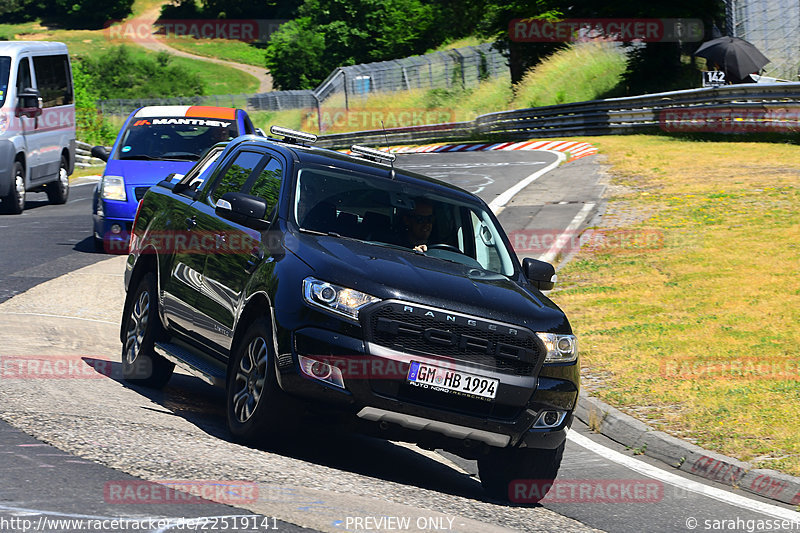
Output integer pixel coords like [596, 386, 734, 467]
[0, 152, 798, 533]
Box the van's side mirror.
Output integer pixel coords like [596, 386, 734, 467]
[91, 146, 109, 162]
[215, 192, 270, 231]
[16, 88, 42, 119]
[522, 258, 556, 291]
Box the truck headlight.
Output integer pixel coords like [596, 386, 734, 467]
[303, 277, 380, 321]
[100, 175, 127, 201]
[537, 333, 578, 363]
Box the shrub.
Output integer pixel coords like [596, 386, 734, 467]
[78, 46, 206, 99]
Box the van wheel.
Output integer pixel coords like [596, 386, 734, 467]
[3, 162, 25, 214]
[46, 156, 69, 204]
[227, 318, 299, 445]
[478, 442, 565, 503]
[121, 273, 174, 388]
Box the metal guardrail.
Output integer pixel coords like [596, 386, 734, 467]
[315, 82, 800, 149]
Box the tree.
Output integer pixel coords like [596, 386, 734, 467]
[263, 17, 327, 90]
[477, 0, 564, 84]
[264, 0, 443, 90]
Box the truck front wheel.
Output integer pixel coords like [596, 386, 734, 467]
[478, 441, 565, 503]
[3, 161, 25, 214]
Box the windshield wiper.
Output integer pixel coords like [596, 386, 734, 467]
[161, 154, 200, 161]
[119, 154, 159, 161]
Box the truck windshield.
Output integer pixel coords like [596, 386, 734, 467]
[294, 166, 516, 276]
[115, 117, 238, 161]
[0, 57, 10, 108]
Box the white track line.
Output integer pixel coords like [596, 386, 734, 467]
[567, 431, 800, 521]
[488, 151, 566, 216]
[537, 202, 595, 263]
[0, 311, 117, 325]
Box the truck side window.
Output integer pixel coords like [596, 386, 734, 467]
[245, 158, 282, 214]
[16, 57, 32, 93]
[32, 55, 72, 107]
[208, 150, 263, 204]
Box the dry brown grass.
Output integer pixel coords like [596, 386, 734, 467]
[558, 135, 800, 475]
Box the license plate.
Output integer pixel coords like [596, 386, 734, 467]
[406, 361, 498, 400]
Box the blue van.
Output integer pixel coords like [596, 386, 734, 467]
[91, 105, 257, 252]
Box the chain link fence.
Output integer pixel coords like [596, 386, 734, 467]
[98, 43, 508, 116]
[726, 0, 800, 81]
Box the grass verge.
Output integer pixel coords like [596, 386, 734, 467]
[511, 42, 627, 108]
[557, 135, 800, 476]
[163, 37, 267, 67]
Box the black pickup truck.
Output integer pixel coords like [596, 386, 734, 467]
[121, 127, 579, 502]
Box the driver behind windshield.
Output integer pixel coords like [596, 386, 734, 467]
[399, 198, 435, 253]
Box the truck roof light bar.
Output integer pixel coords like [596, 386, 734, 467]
[350, 144, 396, 164]
[269, 126, 317, 144]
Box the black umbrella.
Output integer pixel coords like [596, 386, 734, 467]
[694, 36, 770, 82]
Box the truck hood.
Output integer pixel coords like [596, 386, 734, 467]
[287, 231, 570, 333]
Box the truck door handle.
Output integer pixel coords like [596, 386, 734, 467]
[185, 216, 197, 230]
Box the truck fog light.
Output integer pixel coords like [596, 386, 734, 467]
[310, 360, 332, 379]
[533, 410, 567, 428]
[299, 355, 345, 389]
[110, 224, 122, 234]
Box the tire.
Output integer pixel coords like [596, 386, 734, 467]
[3, 161, 25, 215]
[226, 318, 298, 445]
[46, 155, 69, 204]
[94, 235, 106, 253]
[121, 273, 174, 388]
[478, 441, 565, 503]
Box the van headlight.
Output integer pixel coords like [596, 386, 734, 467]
[303, 278, 380, 321]
[537, 333, 578, 363]
[100, 175, 127, 201]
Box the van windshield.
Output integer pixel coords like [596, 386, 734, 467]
[0, 57, 10, 108]
[115, 117, 238, 161]
[294, 166, 517, 276]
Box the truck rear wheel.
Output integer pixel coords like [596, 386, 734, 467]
[46, 155, 69, 204]
[478, 441, 565, 503]
[121, 273, 174, 388]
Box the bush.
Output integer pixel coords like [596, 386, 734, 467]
[78, 46, 206, 99]
[263, 17, 327, 90]
[72, 61, 116, 145]
[0, 0, 133, 28]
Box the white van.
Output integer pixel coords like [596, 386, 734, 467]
[0, 41, 75, 214]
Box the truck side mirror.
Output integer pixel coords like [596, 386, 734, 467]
[16, 88, 42, 119]
[216, 192, 270, 231]
[91, 145, 109, 162]
[522, 257, 556, 291]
